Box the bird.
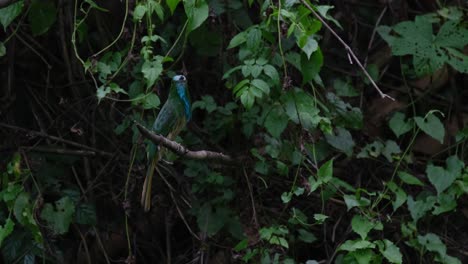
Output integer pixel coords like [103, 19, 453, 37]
[141, 74, 191, 212]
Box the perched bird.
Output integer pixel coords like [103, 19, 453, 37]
[141, 75, 191, 211]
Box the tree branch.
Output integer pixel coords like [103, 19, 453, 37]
[136, 123, 241, 164]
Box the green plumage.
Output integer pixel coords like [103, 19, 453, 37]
[141, 75, 191, 212]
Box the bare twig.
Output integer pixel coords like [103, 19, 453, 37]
[299, 0, 394, 100]
[0, 123, 114, 157]
[136, 123, 241, 164]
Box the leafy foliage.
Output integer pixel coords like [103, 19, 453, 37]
[1, 0, 467, 263]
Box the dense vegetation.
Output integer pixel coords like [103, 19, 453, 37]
[1, 0, 467, 263]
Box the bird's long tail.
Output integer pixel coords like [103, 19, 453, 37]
[141, 154, 159, 212]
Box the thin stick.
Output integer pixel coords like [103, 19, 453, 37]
[136, 123, 241, 164]
[299, 0, 394, 100]
[0, 123, 114, 157]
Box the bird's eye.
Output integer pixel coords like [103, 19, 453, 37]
[180, 76, 186, 81]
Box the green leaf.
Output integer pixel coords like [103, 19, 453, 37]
[142, 93, 160, 109]
[298, 35, 318, 59]
[389, 112, 412, 138]
[378, 16, 468, 75]
[263, 64, 280, 85]
[29, 0, 57, 36]
[40, 196, 75, 234]
[377, 239, 403, 264]
[133, 4, 147, 21]
[0, 41, 6, 57]
[351, 215, 373, 240]
[282, 89, 321, 131]
[334, 78, 359, 97]
[382, 140, 401, 162]
[426, 164, 456, 195]
[264, 104, 288, 138]
[227, 31, 247, 49]
[96, 86, 111, 103]
[0, 218, 15, 247]
[298, 229, 317, 243]
[301, 49, 323, 84]
[281, 192, 292, 203]
[0, 1, 24, 30]
[432, 193, 457, 215]
[141, 56, 163, 88]
[317, 159, 333, 183]
[325, 127, 355, 156]
[398, 171, 424, 186]
[407, 195, 436, 223]
[414, 113, 445, 143]
[13, 192, 30, 225]
[417, 233, 446, 256]
[313, 214, 329, 224]
[343, 194, 370, 211]
[339, 239, 375, 252]
[251, 79, 270, 94]
[166, 0, 181, 14]
[184, 0, 209, 32]
[387, 181, 407, 212]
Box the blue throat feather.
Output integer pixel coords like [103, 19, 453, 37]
[176, 82, 191, 121]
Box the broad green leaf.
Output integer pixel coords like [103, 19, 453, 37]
[227, 31, 247, 49]
[407, 195, 436, 223]
[382, 140, 401, 162]
[426, 164, 456, 195]
[40, 196, 75, 234]
[377, 239, 403, 264]
[184, 0, 209, 31]
[141, 56, 163, 88]
[282, 89, 321, 131]
[301, 49, 323, 84]
[133, 4, 147, 21]
[0, 1, 24, 30]
[446, 155, 464, 177]
[339, 239, 375, 252]
[417, 233, 446, 256]
[29, 0, 57, 36]
[166, 0, 181, 14]
[264, 104, 288, 138]
[432, 193, 457, 215]
[317, 159, 333, 183]
[389, 112, 412, 138]
[196, 204, 228, 236]
[325, 127, 355, 156]
[142, 93, 160, 109]
[387, 181, 407, 211]
[313, 214, 329, 223]
[351, 215, 373, 240]
[263, 64, 280, 84]
[378, 16, 468, 75]
[13, 192, 30, 225]
[298, 35, 318, 59]
[334, 78, 359, 97]
[398, 171, 424, 186]
[343, 194, 370, 211]
[251, 79, 270, 94]
[353, 249, 376, 264]
[0, 218, 15, 247]
[414, 114, 445, 143]
[298, 229, 317, 243]
[281, 192, 292, 203]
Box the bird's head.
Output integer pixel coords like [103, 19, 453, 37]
[172, 75, 187, 83]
